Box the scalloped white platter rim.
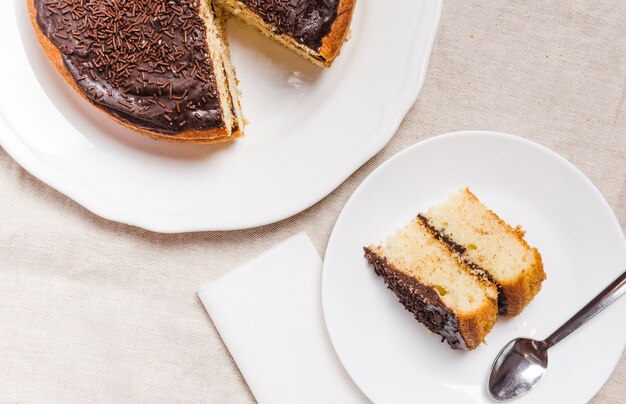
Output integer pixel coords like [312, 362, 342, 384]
[0, 0, 442, 232]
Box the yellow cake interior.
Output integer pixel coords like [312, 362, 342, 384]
[424, 188, 541, 284]
[368, 218, 497, 315]
[200, 1, 244, 138]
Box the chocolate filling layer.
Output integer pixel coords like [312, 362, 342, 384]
[417, 215, 509, 315]
[34, 0, 226, 135]
[364, 247, 468, 350]
[236, 0, 340, 51]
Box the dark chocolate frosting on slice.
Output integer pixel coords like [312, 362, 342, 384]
[237, 0, 340, 51]
[364, 247, 468, 350]
[34, 0, 225, 135]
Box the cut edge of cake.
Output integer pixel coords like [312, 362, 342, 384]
[364, 217, 498, 350]
[215, 0, 355, 67]
[422, 188, 546, 317]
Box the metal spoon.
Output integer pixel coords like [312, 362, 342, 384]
[488, 269, 626, 401]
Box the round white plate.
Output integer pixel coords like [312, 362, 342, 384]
[0, 0, 442, 232]
[322, 131, 626, 404]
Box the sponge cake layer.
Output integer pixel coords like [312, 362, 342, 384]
[423, 188, 546, 316]
[365, 217, 498, 350]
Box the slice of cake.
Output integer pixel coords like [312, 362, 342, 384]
[215, 0, 355, 67]
[30, 0, 244, 143]
[422, 188, 546, 316]
[364, 218, 498, 350]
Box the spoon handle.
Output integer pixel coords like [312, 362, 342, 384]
[544, 269, 626, 349]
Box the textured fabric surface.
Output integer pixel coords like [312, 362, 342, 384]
[1, 0, 624, 402]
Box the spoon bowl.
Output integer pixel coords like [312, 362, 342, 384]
[489, 338, 548, 400]
[488, 270, 626, 401]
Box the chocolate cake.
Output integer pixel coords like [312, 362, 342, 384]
[29, 0, 243, 143]
[29, 0, 356, 141]
[215, 0, 355, 67]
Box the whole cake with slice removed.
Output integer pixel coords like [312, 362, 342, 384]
[365, 188, 545, 350]
[29, 0, 356, 142]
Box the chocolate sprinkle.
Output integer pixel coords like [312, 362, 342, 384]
[237, 0, 340, 51]
[34, 0, 225, 135]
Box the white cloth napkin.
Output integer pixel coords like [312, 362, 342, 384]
[198, 233, 367, 404]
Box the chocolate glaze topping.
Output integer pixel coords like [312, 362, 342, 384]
[417, 215, 509, 315]
[238, 0, 340, 51]
[364, 247, 468, 350]
[34, 0, 225, 135]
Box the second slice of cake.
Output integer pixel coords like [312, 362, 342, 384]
[422, 188, 546, 316]
[365, 218, 498, 350]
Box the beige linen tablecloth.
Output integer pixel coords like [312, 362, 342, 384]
[1, 1, 624, 402]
